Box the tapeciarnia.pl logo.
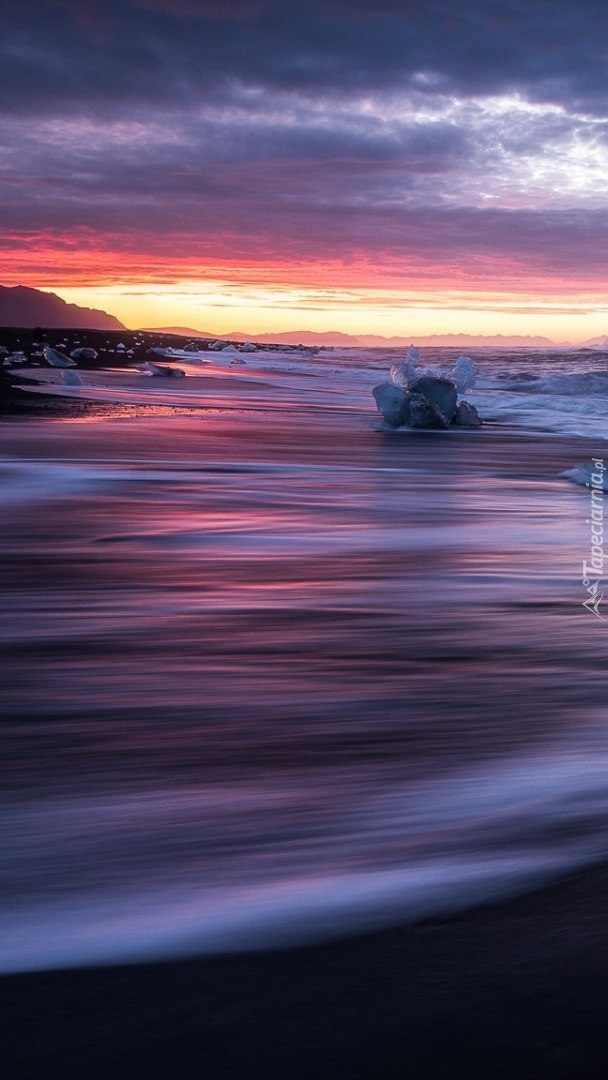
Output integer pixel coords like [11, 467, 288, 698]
[582, 458, 605, 620]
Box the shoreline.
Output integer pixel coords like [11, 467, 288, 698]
[3, 362, 608, 1078]
[2, 860, 608, 1079]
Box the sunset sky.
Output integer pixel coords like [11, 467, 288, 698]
[2, 0, 608, 341]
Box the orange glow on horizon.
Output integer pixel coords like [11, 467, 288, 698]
[3, 232, 608, 342]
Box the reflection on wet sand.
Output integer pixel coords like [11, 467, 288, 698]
[1, 412, 607, 969]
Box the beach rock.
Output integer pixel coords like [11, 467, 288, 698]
[373, 382, 408, 427]
[408, 393, 451, 429]
[454, 355, 476, 393]
[43, 345, 77, 368]
[453, 401, 482, 427]
[409, 375, 457, 422]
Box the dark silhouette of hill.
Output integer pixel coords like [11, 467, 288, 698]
[0, 285, 125, 330]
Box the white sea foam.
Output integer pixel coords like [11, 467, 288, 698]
[2, 724, 608, 973]
[562, 463, 608, 491]
[11, 344, 608, 440]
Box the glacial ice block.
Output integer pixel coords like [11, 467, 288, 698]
[454, 356, 476, 394]
[373, 382, 408, 427]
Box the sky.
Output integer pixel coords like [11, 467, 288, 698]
[1, 0, 608, 341]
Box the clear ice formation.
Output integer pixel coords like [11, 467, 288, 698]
[43, 345, 77, 368]
[377, 348, 480, 429]
[454, 355, 476, 393]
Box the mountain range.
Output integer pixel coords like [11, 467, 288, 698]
[141, 326, 562, 348]
[2, 287, 607, 347]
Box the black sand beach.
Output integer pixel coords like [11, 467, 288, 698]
[2, 863, 608, 1080]
[2, 339, 608, 1080]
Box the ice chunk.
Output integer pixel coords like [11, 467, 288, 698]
[408, 393, 450, 429]
[390, 345, 421, 389]
[372, 383, 408, 427]
[562, 463, 608, 491]
[453, 400, 482, 427]
[216, 345, 241, 357]
[136, 361, 186, 378]
[240, 342, 257, 353]
[454, 356, 476, 393]
[70, 347, 98, 361]
[59, 370, 83, 386]
[43, 345, 76, 368]
[390, 359, 415, 389]
[408, 375, 458, 422]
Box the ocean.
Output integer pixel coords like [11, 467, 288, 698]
[2, 344, 608, 973]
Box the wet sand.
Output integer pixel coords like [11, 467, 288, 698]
[2, 406, 607, 1078]
[2, 862, 608, 1079]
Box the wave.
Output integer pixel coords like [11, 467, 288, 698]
[2, 724, 608, 973]
[493, 371, 608, 396]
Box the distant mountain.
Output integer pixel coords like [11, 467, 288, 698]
[233, 330, 558, 348]
[354, 332, 557, 348]
[143, 326, 558, 348]
[140, 325, 218, 337]
[246, 331, 368, 346]
[580, 335, 608, 347]
[0, 285, 125, 330]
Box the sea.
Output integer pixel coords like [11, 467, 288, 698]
[2, 343, 608, 973]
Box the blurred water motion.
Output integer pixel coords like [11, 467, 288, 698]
[1, 412, 607, 971]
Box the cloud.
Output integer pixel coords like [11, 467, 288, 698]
[1, 0, 607, 116]
[2, 0, 608, 309]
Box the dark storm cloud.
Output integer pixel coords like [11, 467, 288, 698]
[1, 0, 607, 116]
[2, 0, 607, 296]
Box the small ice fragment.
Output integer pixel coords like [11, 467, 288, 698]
[372, 383, 407, 427]
[561, 463, 608, 491]
[70, 347, 98, 361]
[453, 400, 482, 427]
[390, 345, 421, 389]
[60, 370, 83, 386]
[454, 356, 476, 394]
[43, 345, 76, 368]
[137, 361, 186, 378]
